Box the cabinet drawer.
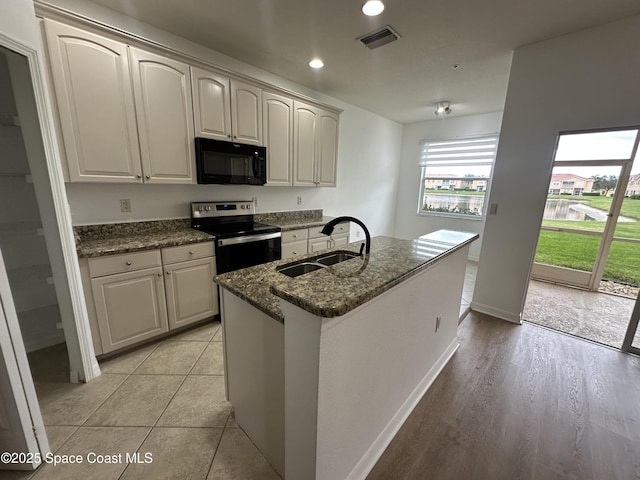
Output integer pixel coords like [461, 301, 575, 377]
[308, 222, 349, 239]
[162, 241, 214, 265]
[282, 239, 308, 259]
[88, 250, 161, 278]
[282, 229, 309, 244]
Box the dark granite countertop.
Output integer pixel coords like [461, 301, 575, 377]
[74, 219, 214, 258]
[254, 210, 332, 231]
[214, 230, 478, 322]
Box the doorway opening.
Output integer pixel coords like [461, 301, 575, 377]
[525, 128, 640, 352]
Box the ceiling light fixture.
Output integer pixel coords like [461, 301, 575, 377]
[434, 101, 452, 116]
[309, 58, 324, 69]
[362, 0, 385, 16]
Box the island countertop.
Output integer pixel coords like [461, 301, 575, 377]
[214, 229, 478, 321]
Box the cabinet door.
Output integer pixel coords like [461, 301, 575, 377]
[293, 101, 318, 186]
[308, 238, 330, 253]
[91, 267, 168, 353]
[231, 80, 262, 145]
[44, 20, 142, 182]
[130, 47, 195, 184]
[191, 67, 232, 141]
[281, 239, 308, 259]
[332, 233, 350, 247]
[317, 109, 339, 187]
[263, 92, 293, 186]
[164, 257, 218, 330]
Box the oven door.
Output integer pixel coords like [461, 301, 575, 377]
[216, 232, 282, 274]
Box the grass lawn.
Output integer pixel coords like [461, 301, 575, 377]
[537, 196, 640, 285]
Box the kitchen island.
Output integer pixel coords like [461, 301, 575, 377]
[214, 230, 478, 480]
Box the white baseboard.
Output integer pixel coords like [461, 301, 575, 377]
[345, 338, 460, 480]
[470, 302, 521, 324]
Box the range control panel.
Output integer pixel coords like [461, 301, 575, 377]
[191, 201, 255, 218]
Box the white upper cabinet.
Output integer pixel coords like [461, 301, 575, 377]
[192, 68, 262, 145]
[231, 80, 262, 145]
[130, 48, 195, 184]
[317, 110, 339, 187]
[294, 101, 339, 187]
[191, 67, 232, 141]
[293, 101, 318, 187]
[263, 91, 293, 186]
[44, 20, 141, 182]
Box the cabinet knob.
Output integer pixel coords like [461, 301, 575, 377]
[145, 175, 150, 180]
[157, 273, 162, 277]
[293, 251, 298, 255]
[125, 261, 132, 266]
[166, 271, 171, 275]
[227, 134, 232, 138]
[292, 234, 297, 238]
[189, 251, 194, 255]
[136, 174, 141, 179]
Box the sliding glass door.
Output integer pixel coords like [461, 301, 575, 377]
[532, 129, 640, 291]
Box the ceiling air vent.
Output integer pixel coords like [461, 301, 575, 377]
[358, 25, 400, 50]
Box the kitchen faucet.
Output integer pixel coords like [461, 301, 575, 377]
[320, 216, 371, 256]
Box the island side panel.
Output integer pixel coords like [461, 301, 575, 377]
[282, 245, 469, 480]
[220, 289, 285, 477]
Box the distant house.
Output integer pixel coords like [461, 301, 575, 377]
[548, 174, 594, 195]
[425, 174, 488, 192]
[626, 173, 640, 196]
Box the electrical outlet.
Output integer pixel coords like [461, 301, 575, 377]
[120, 199, 131, 213]
[297, 196, 302, 205]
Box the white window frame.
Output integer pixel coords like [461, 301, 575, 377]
[417, 134, 499, 219]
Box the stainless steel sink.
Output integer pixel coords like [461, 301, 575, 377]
[276, 250, 361, 278]
[277, 262, 326, 278]
[316, 251, 360, 266]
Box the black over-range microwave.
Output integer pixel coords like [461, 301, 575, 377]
[195, 137, 267, 185]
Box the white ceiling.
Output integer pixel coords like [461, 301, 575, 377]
[87, 0, 640, 124]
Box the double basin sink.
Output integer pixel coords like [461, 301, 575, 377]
[277, 250, 360, 278]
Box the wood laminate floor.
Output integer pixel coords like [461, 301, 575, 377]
[368, 311, 640, 480]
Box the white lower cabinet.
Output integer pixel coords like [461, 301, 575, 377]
[164, 257, 218, 330]
[281, 229, 309, 259]
[83, 241, 217, 355]
[91, 266, 168, 353]
[282, 225, 350, 258]
[308, 224, 350, 252]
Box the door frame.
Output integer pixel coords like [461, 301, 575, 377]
[0, 248, 49, 469]
[0, 29, 99, 381]
[532, 130, 640, 291]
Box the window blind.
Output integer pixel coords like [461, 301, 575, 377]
[418, 135, 499, 167]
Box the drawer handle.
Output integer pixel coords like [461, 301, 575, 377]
[189, 251, 194, 255]
[125, 261, 132, 266]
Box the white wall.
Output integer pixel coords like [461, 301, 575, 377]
[473, 15, 640, 322]
[45, 0, 403, 238]
[392, 112, 503, 260]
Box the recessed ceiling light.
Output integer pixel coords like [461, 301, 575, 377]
[309, 58, 324, 69]
[362, 0, 385, 16]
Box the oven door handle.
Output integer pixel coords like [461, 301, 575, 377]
[217, 232, 281, 247]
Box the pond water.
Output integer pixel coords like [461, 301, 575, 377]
[544, 198, 634, 222]
[421, 194, 484, 215]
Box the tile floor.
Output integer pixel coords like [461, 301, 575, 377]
[8, 320, 282, 480]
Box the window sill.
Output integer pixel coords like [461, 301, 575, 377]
[417, 211, 485, 221]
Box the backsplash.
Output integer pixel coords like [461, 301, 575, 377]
[255, 209, 323, 224]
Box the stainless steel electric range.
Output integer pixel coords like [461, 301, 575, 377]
[191, 201, 282, 274]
